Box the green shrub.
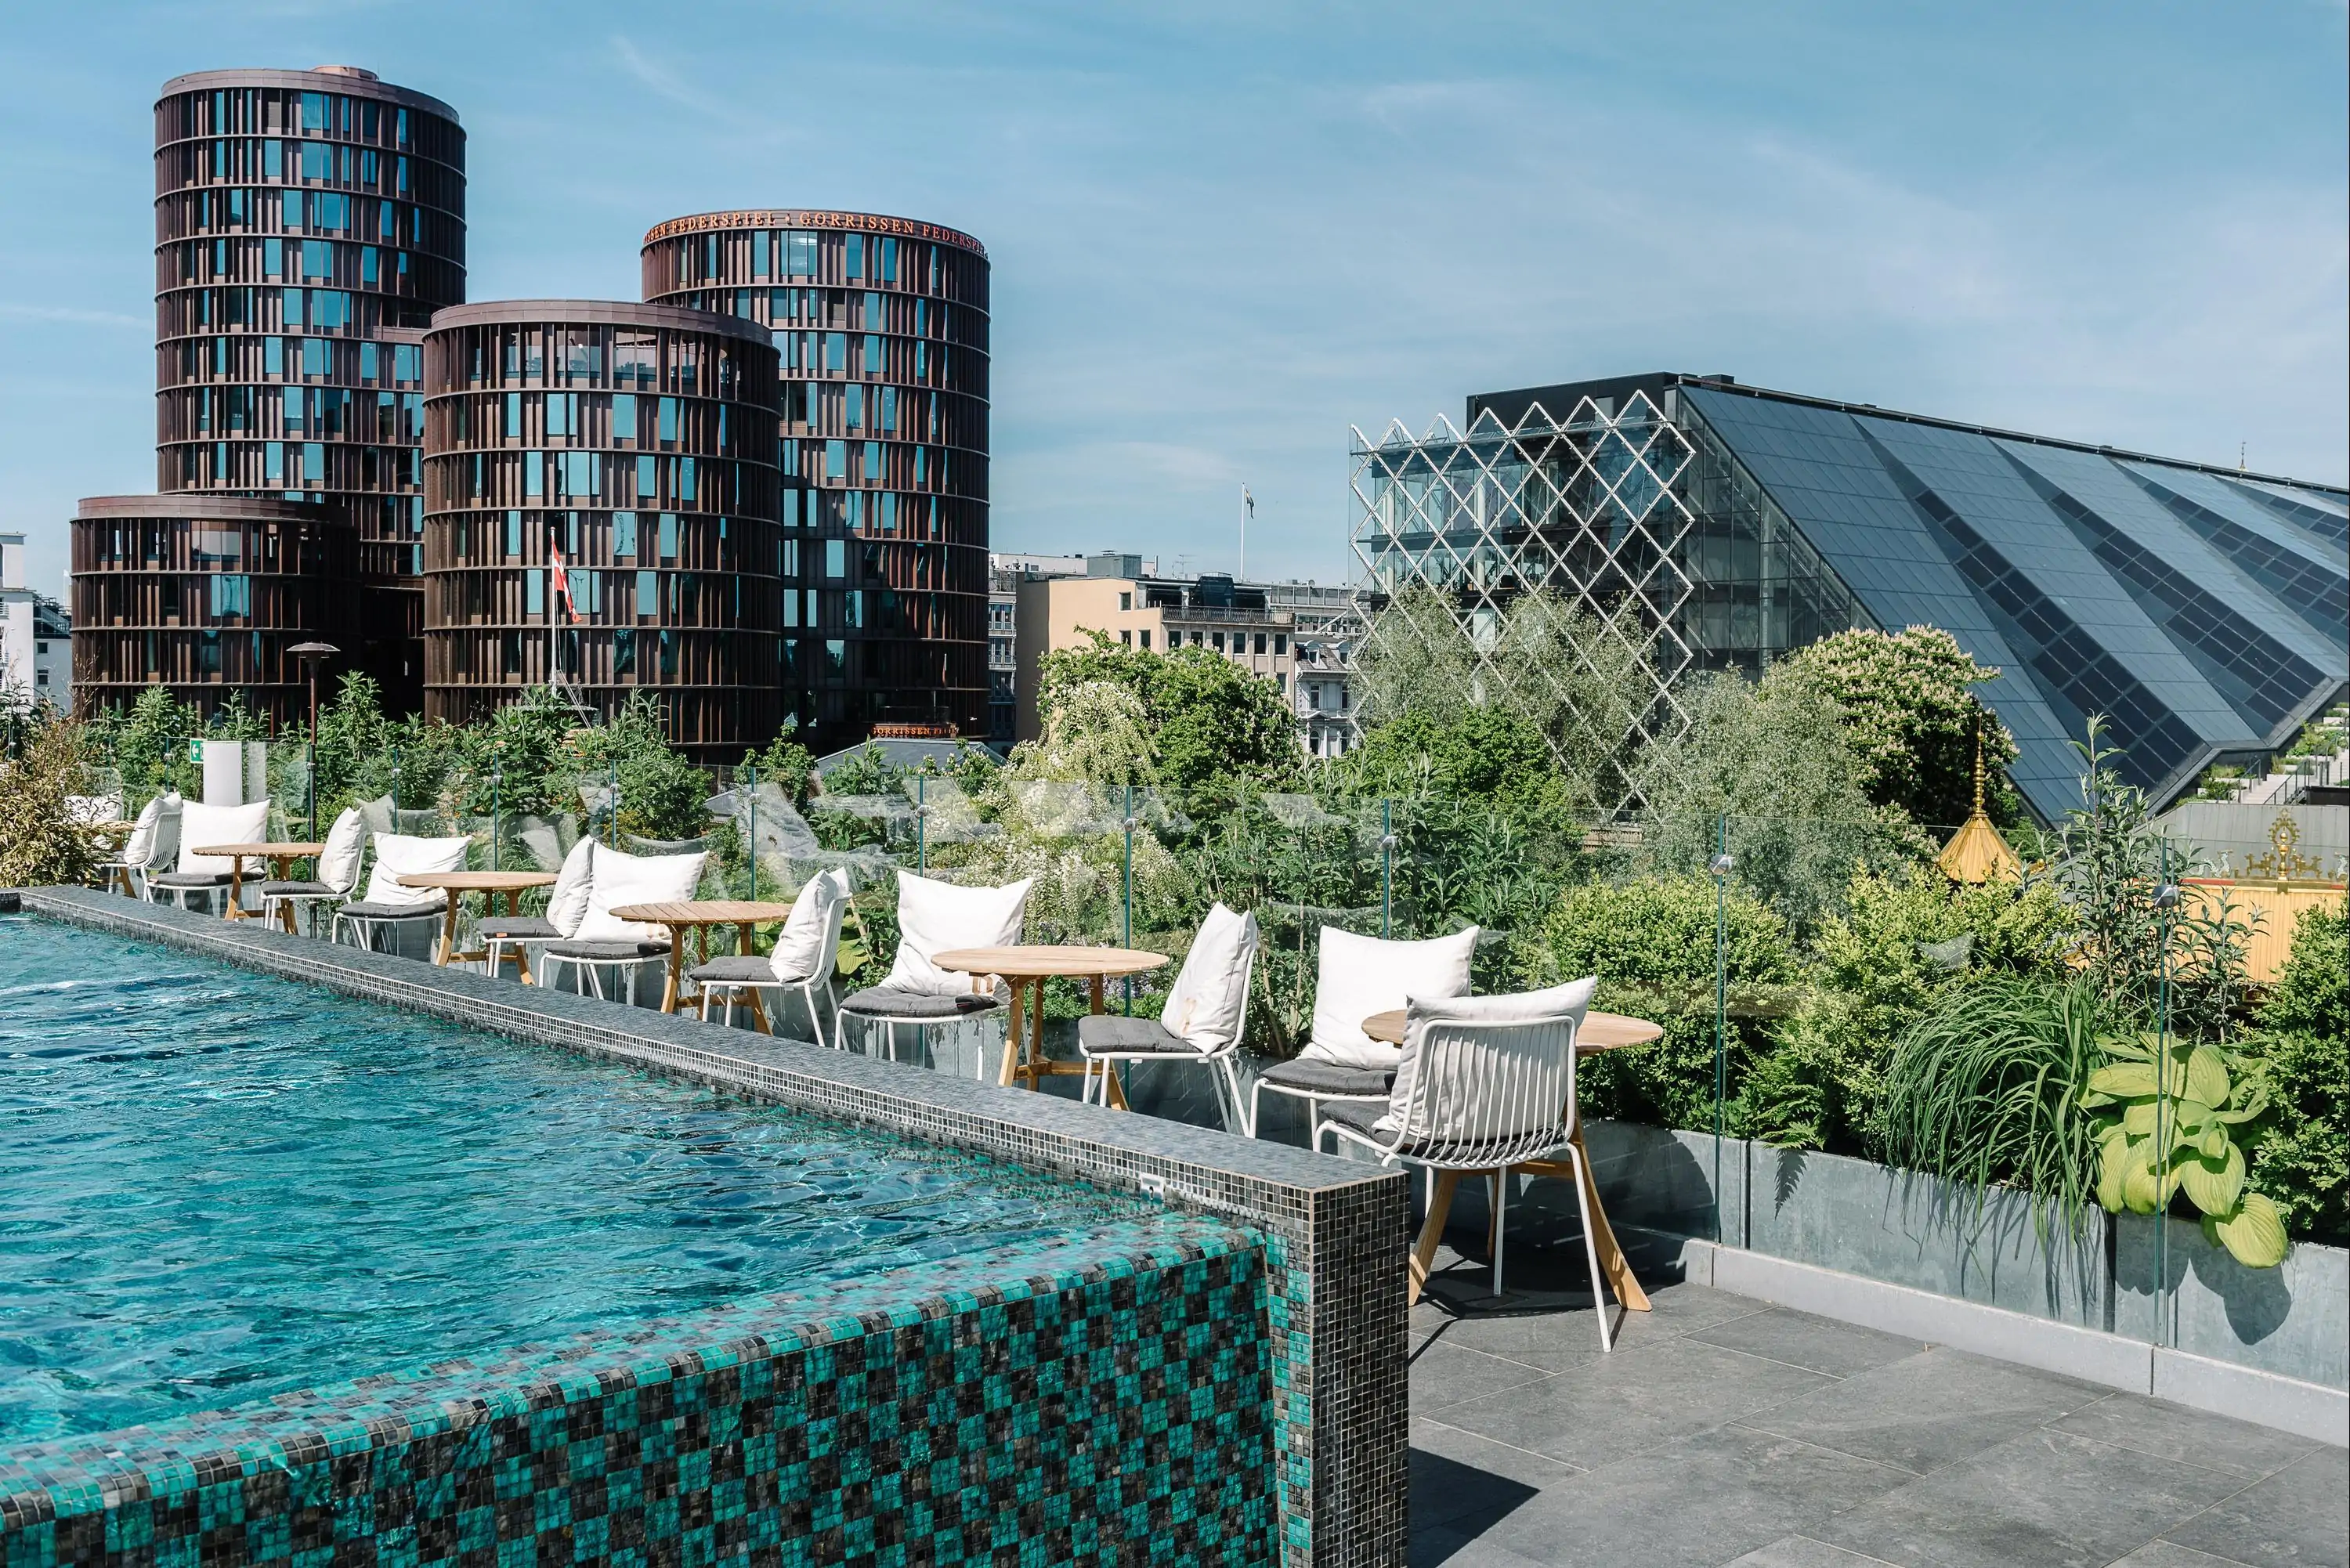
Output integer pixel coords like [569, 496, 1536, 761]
[1882, 974, 2107, 1234]
[1519, 873, 1797, 1133]
[0, 711, 97, 888]
[2244, 905, 2349, 1245]
[1742, 863, 2068, 1156]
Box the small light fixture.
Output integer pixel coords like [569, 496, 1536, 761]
[1708, 853, 1735, 877]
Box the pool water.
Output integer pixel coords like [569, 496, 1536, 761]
[0, 916, 1151, 1447]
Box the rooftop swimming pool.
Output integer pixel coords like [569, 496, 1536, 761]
[0, 913, 1159, 1446]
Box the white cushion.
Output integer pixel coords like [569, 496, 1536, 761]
[1160, 903, 1257, 1053]
[1296, 926, 1480, 1071]
[573, 844, 707, 942]
[768, 874, 843, 983]
[176, 800, 273, 876]
[884, 871, 1032, 995]
[121, 794, 171, 868]
[318, 807, 366, 894]
[546, 835, 597, 937]
[361, 833, 472, 906]
[1379, 977, 1598, 1137]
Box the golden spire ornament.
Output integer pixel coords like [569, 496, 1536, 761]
[1937, 710, 2023, 884]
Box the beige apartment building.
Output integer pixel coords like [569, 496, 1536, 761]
[1013, 565, 1299, 743]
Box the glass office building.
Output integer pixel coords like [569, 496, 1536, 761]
[641, 211, 989, 752]
[151, 66, 466, 713]
[1354, 373, 2349, 821]
[419, 302, 786, 760]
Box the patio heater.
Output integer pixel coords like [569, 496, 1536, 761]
[288, 642, 338, 836]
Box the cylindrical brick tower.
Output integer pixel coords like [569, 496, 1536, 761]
[640, 211, 989, 752]
[70, 494, 356, 728]
[151, 65, 465, 716]
[420, 301, 786, 761]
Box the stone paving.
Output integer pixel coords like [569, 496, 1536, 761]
[1408, 1239, 2348, 1568]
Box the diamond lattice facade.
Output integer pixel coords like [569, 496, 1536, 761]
[1354, 374, 2349, 821]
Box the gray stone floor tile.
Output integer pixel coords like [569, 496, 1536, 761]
[1816, 1425, 2249, 1568]
[2109, 1542, 2261, 1568]
[1739, 1345, 2106, 1474]
[1720, 1537, 1908, 1566]
[2048, 1393, 2320, 1481]
[1415, 1274, 1769, 1371]
[1411, 1417, 1580, 1533]
[1469, 1424, 1914, 1568]
[1412, 1339, 1556, 1415]
[2162, 1446, 2350, 1568]
[1689, 1307, 1928, 1378]
[1408, 1524, 1553, 1568]
[1435, 1331, 1838, 1468]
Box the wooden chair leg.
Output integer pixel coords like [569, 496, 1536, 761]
[1408, 1170, 1462, 1307]
[745, 988, 772, 1035]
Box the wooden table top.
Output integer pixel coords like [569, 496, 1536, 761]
[607, 899, 797, 925]
[397, 870, 558, 892]
[193, 841, 327, 858]
[934, 945, 1169, 980]
[1362, 1008, 1665, 1051]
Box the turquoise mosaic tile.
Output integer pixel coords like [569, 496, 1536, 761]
[2, 1218, 1273, 1566]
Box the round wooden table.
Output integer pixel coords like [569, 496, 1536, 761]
[1361, 1009, 1665, 1050]
[933, 945, 1169, 1100]
[1362, 1006, 1666, 1314]
[396, 869, 557, 966]
[193, 841, 326, 923]
[608, 899, 799, 1013]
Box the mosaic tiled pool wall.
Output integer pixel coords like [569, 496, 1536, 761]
[2, 1222, 1273, 1567]
[7, 890, 1411, 1567]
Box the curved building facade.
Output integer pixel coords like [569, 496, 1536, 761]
[421, 301, 786, 760]
[70, 494, 356, 728]
[642, 210, 989, 750]
[153, 65, 465, 712]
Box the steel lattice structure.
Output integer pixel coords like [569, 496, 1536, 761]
[1348, 392, 1699, 793]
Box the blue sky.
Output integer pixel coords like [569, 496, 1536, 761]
[2, 1, 2343, 598]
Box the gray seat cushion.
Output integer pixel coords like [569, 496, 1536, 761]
[476, 916, 559, 940]
[336, 900, 444, 919]
[1076, 1015, 1196, 1057]
[259, 880, 336, 898]
[689, 955, 781, 984]
[150, 871, 230, 888]
[543, 941, 669, 961]
[1257, 1058, 1394, 1098]
[838, 985, 999, 1020]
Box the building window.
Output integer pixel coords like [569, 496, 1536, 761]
[1140, 630, 1151, 650]
[1274, 632, 1288, 655]
[1254, 632, 1267, 655]
[1119, 591, 1131, 611]
[1120, 630, 1132, 646]
[1212, 631, 1225, 652]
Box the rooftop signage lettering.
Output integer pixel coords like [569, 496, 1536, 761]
[642, 210, 986, 258]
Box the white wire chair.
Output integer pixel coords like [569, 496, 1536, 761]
[1077, 909, 1259, 1129]
[692, 893, 848, 1045]
[1316, 1006, 1612, 1349]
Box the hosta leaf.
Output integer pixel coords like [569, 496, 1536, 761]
[2176, 1143, 2245, 1217]
[2096, 1140, 2129, 1212]
[2089, 1064, 2159, 1097]
[2185, 1046, 2230, 1108]
[2124, 1101, 2160, 1136]
[2197, 1125, 2228, 1161]
[2120, 1141, 2163, 1214]
[2171, 1100, 2214, 1136]
[2212, 1191, 2289, 1269]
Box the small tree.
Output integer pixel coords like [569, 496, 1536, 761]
[0, 708, 97, 887]
[1036, 632, 1300, 808]
[1776, 626, 2022, 827]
